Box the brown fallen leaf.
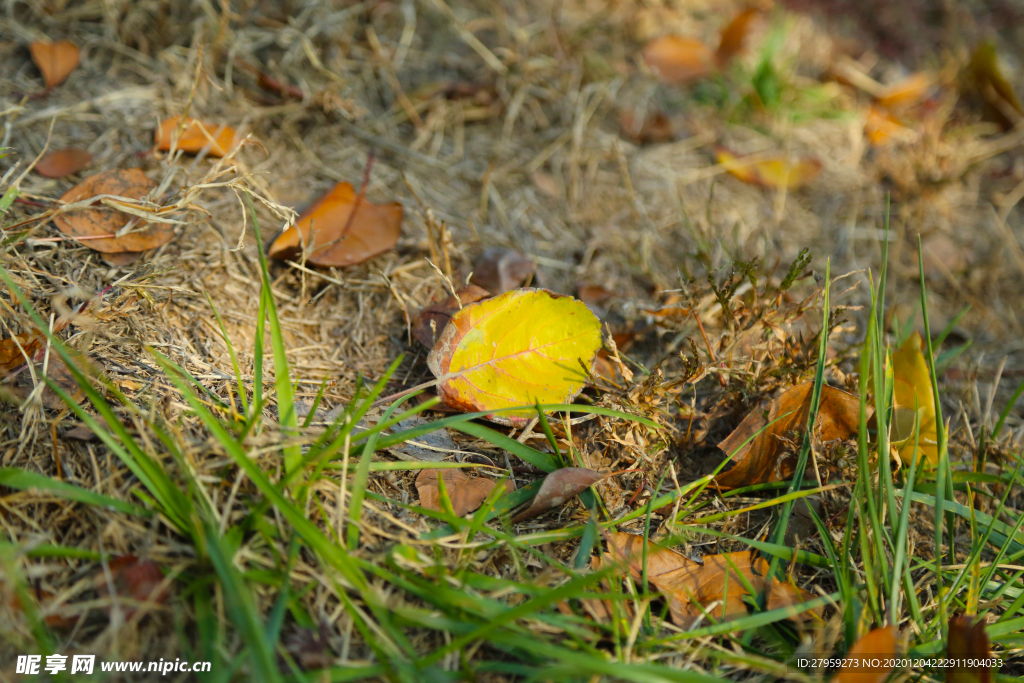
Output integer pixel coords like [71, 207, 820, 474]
[642, 36, 714, 85]
[470, 247, 534, 294]
[716, 8, 760, 66]
[29, 39, 80, 89]
[876, 72, 934, 110]
[0, 356, 87, 410]
[512, 468, 608, 523]
[155, 116, 238, 157]
[715, 382, 863, 489]
[94, 555, 169, 619]
[834, 625, 898, 683]
[0, 331, 45, 377]
[716, 147, 822, 189]
[34, 148, 92, 178]
[413, 284, 491, 348]
[946, 615, 992, 683]
[619, 110, 677, 144]
[865, 106, 916, 147]
[52, 168, 174, 254]
[608, 532, 818, 628]
[416, 468, 513, 516]
[268, 182, 403, 268]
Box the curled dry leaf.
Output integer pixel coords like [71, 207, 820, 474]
[53, 168, 174, 254]
[642, 36, 713, 85]
[716, 147, 822, 189]
[155, 116, 238, 157]
[413, 284, 491, 348]
[268, 182, 403, 268]
[426, 288, 602, 426]
[34, 147, 92, 178]
[716, 8, 760, 66]
[890, 332, 939, 466]
[834, 626, 898, 683]
[715, 382, 863, 489]
[946, 615, 992, 683]
[29, 39, 80, 89]
[94, 555, 169, 619]
[512, 467, 608, 522]
[470, 247, 535, 295]
[416, 468, 513, 516]
[608, 532, 819, 628]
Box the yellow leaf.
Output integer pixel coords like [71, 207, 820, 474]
[426, 288, 602, 426]
[891, 332, 939, 466]
[155, 116, 238, 157]
[716, 147, 822, 189]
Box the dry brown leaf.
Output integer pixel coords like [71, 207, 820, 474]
[608, 533, 819, 628]
[0, 356, 87, 410]
[268, 182, 403, 268]
[715, 382, 863, 489]
[947, 615, 992, 683]
[642, 36, 714, 85]
[865, 106, 916, 147]
[469, 247, 535, 294]
[155, 116, 238, 157]
[416, 468, 513, 516]
[53, 168, 174, 254]
[716, 147, 822, 189]
[94, 555, 169, 619]
[876, 72, 934, 110]
[716, 8, 760, 66]
[34, 148, 92, 178]
[413, 284, 491, 348]
[834, 626, 898, 683]
[29, 39, 80, 89]
[619, 110, 677, 144]
[0, 331, 44, 377]
[512, 468, 608, 522]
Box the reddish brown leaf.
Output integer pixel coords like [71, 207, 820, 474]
[52, 168, 174, 254]
[0, 331, 44, 377]
[642, 36, 714, 85]
[947, 615, 992, 683]
[34, 148, 92, 178]
[29, 39, 80, 89]
[416, 468, 513, 516]
[716, 8, 760, 66]
[470, 248, 535, 295]
[413, 284, 491, 348]
[155, 116, 238, 157]
[619, 110, 677, 144]
[715, 382, 863, 489]
[0, 356, 87, 410]
[512, 468, 608, 522]
[95, 555, 169, 618]
[834, 626, 898, 683]
[268, 182, 403, 268]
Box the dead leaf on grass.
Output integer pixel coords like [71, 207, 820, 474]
[268, 182, 403, 268]
[0, 356, 87, 410]
[876, 72, 934, 110]
[865, 106, 916, 147]
[619, 110, 677, 144]
[155, 116, 238, 157]
[413, 284, 491, 348]
[512, 468, 608, 522]
[716, 8, 760, 66]
[416, 468, 513, 516]
[94, 555, 169, 619]
[53, 168, 174, 254]
[715, 382, 863, 489]
[834, 625, 898, 683]
[470, 247, 534, 294]
[642, 36, 713, 85]
[716, 147, 822, 189]
[34, 148, 92, 178]
[29, 39, 80, 89]
[946, 615, 992, 683]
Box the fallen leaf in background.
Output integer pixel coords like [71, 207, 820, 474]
[426, 288, 602, 426]
[619, 110, 677, 144]
[715, 382, 862, 489]
[890, 332, 939, 466]
[876, 72, 933, 110]
[94, 555, 169, 619]
[29, 39, 80, 89]
[834, 625, 898, 683]
[268, 182, 403, 268]
[413, 284, 491, 348]
[53, 168, 174, 254]
[946, 615, 992, 683]
[865, 106, 916, 146]
[969, 42, 1024, 130]
[34, 148, 92, 178]
[470, 247, 535, 294]
[0, 331, 45, 376]
[716, 8, 759, 66]
[512, 468, 608, 522]
[608, 533, 818, 628]
[716, 148, 822, 189]
[155, 116, 238, 157]
[0, 356, 87, 410]
[642, 36, 714, 85]
[416, 468, 512, 516]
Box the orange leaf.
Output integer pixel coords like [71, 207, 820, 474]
[865, 106, 916, 147]
[642, 36, 714, 85]
[53, 168, 174, 254]
[947, 615, 992, 683]
[426, 288, 602, 426]
[268, 182, 403, 268]
[512, 468, 608, 522]
[29, 39, 80, 89]
[834, 626, 898, 683]
[155, 116, 238, 157]
[34, 147, 92, 178]
[413, 284, 492, 348]
[716, 8, 760, 66]
[715, 382, 863, 489]
[416, 468, 512, 516]
[876, 72, 933, 110]
[716, 147, 822, 189]
[608, 533, 819, 628]
[0, 331, 44, 377]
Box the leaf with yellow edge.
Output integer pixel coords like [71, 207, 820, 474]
[426, 288, 601, 426]
[891, 331, 939, 466]
[716, 147, 822, 190]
